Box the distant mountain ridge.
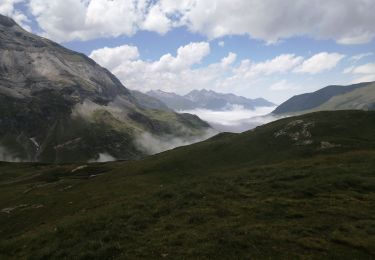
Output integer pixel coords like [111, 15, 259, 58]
[147, 89, 275, 111]
[273, 81, 375, 115]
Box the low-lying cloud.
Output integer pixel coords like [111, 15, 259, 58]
[180, 106, 281, 133]
[0, 145, 23, 162]
[89, 153, 117, 163]
[135, 129, 217, 155]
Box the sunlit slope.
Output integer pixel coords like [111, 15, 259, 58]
[0, 110, 375, 259]
[273, 81, 375, 114]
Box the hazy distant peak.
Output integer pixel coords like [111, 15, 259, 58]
[147, 89, 275, 111]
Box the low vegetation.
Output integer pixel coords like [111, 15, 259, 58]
[0, 110, 375, 259]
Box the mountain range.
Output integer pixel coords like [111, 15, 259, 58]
[273, 81, 375, 114]
[0, 15, 210, 163]
[147, 89, 275, 111]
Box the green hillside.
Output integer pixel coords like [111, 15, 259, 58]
[273, 81, 375, 115]
[1, 110, 375, 259]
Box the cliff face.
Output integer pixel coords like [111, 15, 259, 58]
[0, 15, 211, 163]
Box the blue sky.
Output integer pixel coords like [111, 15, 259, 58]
[1, 0, 375, 103]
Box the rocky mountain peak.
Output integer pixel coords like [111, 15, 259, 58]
[0, 14, 130, 103]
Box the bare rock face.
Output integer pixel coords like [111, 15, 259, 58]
[274, 120, 315, 146]
[0, 15, 210, 163]
[0, 15, 130, 103]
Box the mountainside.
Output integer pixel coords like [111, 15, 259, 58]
[0, 15, 210, 163]
[147, 89, 275, 111]
[273, 81, 375, 114]
[1, 110, 375, 258]
[146, 90, 196, 110]
[130, 90, 171, 111]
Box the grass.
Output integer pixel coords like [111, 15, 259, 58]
[0, 110, 375, 259]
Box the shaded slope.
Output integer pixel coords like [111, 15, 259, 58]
[0, 110, 374, 259]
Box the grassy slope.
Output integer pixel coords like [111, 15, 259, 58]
[288, 83, 375, 116]
[0, 110, 375, 259]
[308, 84, 375, 112]
[273, 82, 375, 115]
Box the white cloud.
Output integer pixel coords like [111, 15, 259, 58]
[269, 80, 298, 91]
[218, 41, 225, 47]
[294, 52, 345, 74]
[344, 63, 375, 83]
[352, 63, 375, 75]
[0, 0, 30, 29]
[349, 52, 373, 62]
[6, 0, 372, 44]
[28, 0, 149, 41]
[151, 41, 210, 72]
[180, 106, 278, 133]
[89, 45, 140, 70]
[221, 52, 237, 67]
[343, 66, 355, 74]
[141, 4, 171, 34]
[89, 42, 211, 93]
[88, 41, 371, 104]
[160, 0, 375, 44]
[89, 42, 308, 97]
[251, 54, 303, 75]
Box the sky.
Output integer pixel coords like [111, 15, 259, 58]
[1, 0, 375, 104]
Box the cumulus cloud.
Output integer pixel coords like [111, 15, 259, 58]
[141, 4, 171, 34]
[90, 42, 213, 93]
[294, 52, 345, 74]
[89, 42, 286, 93]
[89, 42, 350, 99]
[220, 52, 237, 67]
[6, 0, 373, 44]
[346, 63, 375, 83]
[153, 41, 210, 72]
[28, 0, 148, 41]
[89, 45, 140, 70]
[166, 0, 375, 44]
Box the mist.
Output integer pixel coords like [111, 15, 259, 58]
[180, 106, 282, 133]
[88, 153, 117, 163]
[0, 145, 23, 162]
[135, 129, 217, 155]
